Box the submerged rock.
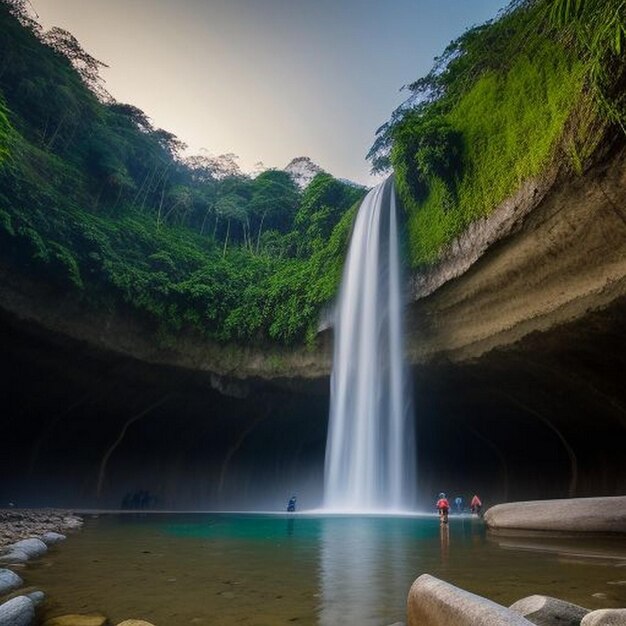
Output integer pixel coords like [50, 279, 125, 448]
[0, 549, 30, 564]
[43, 615, 108, 626]
[0, 595, 35, 626]
[116, 621, 157, 626]
[9, 539, 47, 558]
[509, 595, 589, 625]
[581, 609, 626, 625]
[407, 574, 534, 626]
[41, 532, 66, 545]
[25, 590, 45, 607]
[0, 568, 23, 594]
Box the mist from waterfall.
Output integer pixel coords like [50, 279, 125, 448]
[324, 178, 416, 512]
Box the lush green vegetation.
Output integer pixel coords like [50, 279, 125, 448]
[2, 0, 622, 345]
[0, 1, 364, 345]
[0, 97, 13, 165]
[370, 0, 625, 266]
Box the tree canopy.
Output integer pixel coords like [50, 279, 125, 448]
[0, 1, 366, 345]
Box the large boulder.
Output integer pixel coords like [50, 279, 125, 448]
[509, 595, 590, 625]
[9, 539, 48, 558]
[42, 614, 108, 626]
[407, 574, 534, 626]
[0, 568, 23, 595]
[0, 595, 35, 626]
[581, 609, 626, 625]
[484, 497, 626, 533]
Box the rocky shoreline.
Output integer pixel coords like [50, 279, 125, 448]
[0, 509, 83, 552]
[0, 510, 157, 626]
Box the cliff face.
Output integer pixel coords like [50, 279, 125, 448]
[406, 143, 626, 364]
[2, 144, 625, 381]
[1, 143, 625, 508]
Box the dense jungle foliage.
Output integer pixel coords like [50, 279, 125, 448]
[1, 0, 623, 345]
[0, 0, 364, 344]
[369, 0, 626, 266]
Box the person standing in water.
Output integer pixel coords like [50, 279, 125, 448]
[454, 495, 464, 514]
[287, 495, 297, 512]
[436, 492, 450, 524]
[470, 494, 482, 516]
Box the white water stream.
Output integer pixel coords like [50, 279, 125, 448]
[324, 178, 416, 512]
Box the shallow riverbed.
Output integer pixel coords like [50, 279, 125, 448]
[24, 513, 626, 625]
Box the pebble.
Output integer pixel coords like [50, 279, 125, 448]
[0, 510, 82, 551]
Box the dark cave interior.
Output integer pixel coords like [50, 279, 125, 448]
[2, 298, 625, 511]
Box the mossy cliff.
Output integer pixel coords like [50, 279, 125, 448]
[0, 0, 625, 382]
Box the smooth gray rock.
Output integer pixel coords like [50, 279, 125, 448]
[509, 595, 590, 625]
[0, 550, 30, 564]
[26, 590, 45, 607]
[0, 595, 35, 626]
[407, 574, 534, 626]
[484, 497, 626, 533]
[0, 568, 23, 595]
[41, 532, 66, 545]
[581, 609, 626, 625]
[9, 539, 47, 558]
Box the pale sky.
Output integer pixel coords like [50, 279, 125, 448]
[31, 0, 508, 184]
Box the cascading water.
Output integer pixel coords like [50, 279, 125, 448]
[324, 177, 416, 512]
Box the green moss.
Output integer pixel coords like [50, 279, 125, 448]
[49, 242, 84, 289]
[395, 39, 585, 265]
[0, 207, 15, 236]
[0, 99, 13, 165]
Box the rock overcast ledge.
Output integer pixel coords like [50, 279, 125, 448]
[483, 496, 626, 533]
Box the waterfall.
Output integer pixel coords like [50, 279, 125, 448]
[324, 177, 416, 512]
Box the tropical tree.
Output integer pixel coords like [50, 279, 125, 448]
[248, 170, 300, 252]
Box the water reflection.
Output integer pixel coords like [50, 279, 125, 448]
[318, 517, 421, 626]
[439, 521, 450, 565]
[487, 531, 626, 564]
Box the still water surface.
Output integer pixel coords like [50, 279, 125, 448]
[25, 513, 626, 625]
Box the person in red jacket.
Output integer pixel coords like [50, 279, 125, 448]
[470, 494, 483, 516]
[436, 492, 450, 524]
